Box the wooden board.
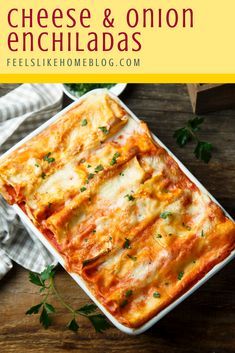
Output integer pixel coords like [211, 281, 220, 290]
[187, 84, 235, 114]
[0, 84, 235, 353]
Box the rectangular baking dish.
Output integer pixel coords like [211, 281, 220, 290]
[1, 89, 234, 335]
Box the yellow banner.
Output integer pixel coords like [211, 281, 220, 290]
[0, 0, 235, 82]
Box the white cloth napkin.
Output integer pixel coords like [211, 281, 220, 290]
[0, 84, 63, 279]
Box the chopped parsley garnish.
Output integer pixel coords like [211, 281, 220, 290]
[80, 187, 87, 192]
[110, 152, 121, 166]
[127, 255, 137, 262]
[156, 234, 162, 239]
[43, 152, 55, 164]
[98, 126, 109, 135]
[81, 119, 88, 126]
[88, 173, 95, 180]
[153, 292, 161, 298]
[120, 172, 124, 176]
[35, 163, 40, 168]
[87, 164, 91, 168]
[94, 164, 104, 173]
[178, 271, 184, 280]
[92, 229, 96, 234]
[120, 299, 128, 308]
[125, 194, 135, 201]
[160, 211, 172, 219]
[201, 230, 205, 237]
[41, 172, 46, 179]
[123, 238, 131, 249]
[125, 290, 133, 298]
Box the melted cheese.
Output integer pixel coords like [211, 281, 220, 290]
[0, 92, 234, 329]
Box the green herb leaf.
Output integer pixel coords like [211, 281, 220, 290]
[44, 303, 56, 314]
[35, 163, 40, 168]
[80, 186, 87, 192]
[178, 271, 184, 280]
[67, 318, 79, 332]
[98, 126, 109, 135]
[40, 265, 55, 282]
[156, 234, 162, 238]
[110, 152, 120, 166]
[29, 272, 44, 287]
[201, 230, 205, 237]
[153, 292, 161, 298]
[43, 152, 55, 164]
[94, 164, 104, 173]
[76, 304, 97, 315]
[188, 117, 204, 131]
[173, 117, 212, 163]
[87, 173, 95, 180]
[173, 127, 192, 147]
[194, 141, 212, 163]
[26, 303, 43, 315]
[125, 290, 133, 298]
[120, 299, 128, 308]
[81, 119, 88, 126]
[41, 172, 46, 179]
[88, 314, 111, 333]
[160, 211, 172, 219]
[40, 306, 52, 329]
[125, 194, 135, 201]
[123, 238, 131, 249]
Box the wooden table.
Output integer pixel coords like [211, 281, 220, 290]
[0, 84, 235, 353]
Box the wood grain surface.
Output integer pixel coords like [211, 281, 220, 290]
[0, 84, 235, 353]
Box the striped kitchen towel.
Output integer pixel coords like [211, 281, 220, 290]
[0, 84, 63, 279]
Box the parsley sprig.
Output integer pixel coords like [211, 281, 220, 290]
[160, 211, 172, 219]
[173, 117, 212, 163]
[26, 265, 111, 333]
[123, 238, 131, 249]
[98, 126, 109, 135]
[43, 152, 55, 164]
[110, 152, 120, 166]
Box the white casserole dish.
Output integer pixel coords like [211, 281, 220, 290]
[1, 89, 234, 335]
